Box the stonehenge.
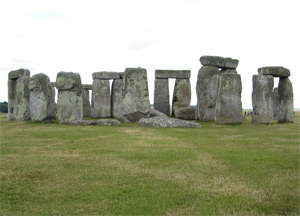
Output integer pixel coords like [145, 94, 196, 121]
[82, 84, 92, 117]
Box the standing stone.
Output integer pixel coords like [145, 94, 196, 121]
[82, 88, 91, 117]
[154, 78, 170, 116]
[56, 72, 83, 124]
[196, 66, 220, 121]
[111, 79, 124, 121]
[122, 67, 150, 122]
[29, 73, 56, 122]
[278, 77, 294, 122]
[273, 88, 280, 120]
[215, 74, 243, 124]
[91, 79, 111, 118]
[252, 75, 274, 124]
[8, 69, 31, 121]
[172, 79, 191, 116]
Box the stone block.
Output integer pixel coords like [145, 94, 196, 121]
[91, 79, 111, 118]
[154, 78, 170, 116]
[273, 87, 280, 120]
[138, 117, 201, 128]
[92, 72, 123, 80]
[174, 107, 196, 120]
[200, 56, 239, 69]
[172, 79, 191, 116]
[258, 67, 290, 78]
[111, 79, 124, 121]
[278, 77, 294, 122]
[155, 70, 191, 79]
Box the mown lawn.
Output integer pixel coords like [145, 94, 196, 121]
[0, 113, 299, 215]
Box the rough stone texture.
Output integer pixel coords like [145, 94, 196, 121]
[215, 74, 243, 124]
[273, 87, 280, 120]
[82, 84, 92, 90]
[155, 70, 191, 79]
[91, 79, 111, 118]
[252, 75, 274, 124]
[175, 107, 196, 120]
[111, 79, 124, 121]
[82, 88, 91, 117]
[221, 69, 237, 74]
[138, 117, 201, 128]
[196, 66, 220, 121]
[154, 78, 170, 116]
[122, 68, 150, 122]
[56, 72, 83, 124]
[71, 119, 121, 126]
[92, 72, 123, 80]
[172, 79, 191, 116]
[29, 73, 56, 122]
[200, 56, 239, 69]
[51, 82, 56, 88]
[278, 77, 294, 122]
[8, 69, 31, 121]
[149, 109, 168, 118]
[258, 67, 290, 78]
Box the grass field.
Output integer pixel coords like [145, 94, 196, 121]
[0, 113, 299, 215]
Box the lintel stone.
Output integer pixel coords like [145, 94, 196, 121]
[200, 56, 239, 69]
[8, 68, 30, 80]
[82, 84, 92, 90]
[92, 72, 124, 80]
[155, 70, 191, 79]
[258, 67, 290, 78]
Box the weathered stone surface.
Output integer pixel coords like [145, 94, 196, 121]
[29, 73, 56, 122]
[8, 69, 31, 121]
[92, 72, 123, 80]
[91, 79, 111, 118]
[82, 84, 92, 90]
[56, 72, 83, 124]
[122, 68, 150, 122]
[273, 88, 280, 120]
[149, 109, 168, 118]
[111, 79, 124, 121]
[278, 77, 294, 122]
[71, 119, 121, 126]
[51, 82, 56, 88]
[175, 107, 196, 120]
[155, 70, 191, 79]
[196, 66, 220, 121]
[154, 78, 170, 116]
[258, 67, 290, 78]
[221, 69, 237, 74]
[172, 79, 191, 116]
[138, 117, 201, 128]
[252, 75, 274, 124]
[200, 56, 239, 69]
[82, 88, 91, 117]
[215, 74, 243, 124]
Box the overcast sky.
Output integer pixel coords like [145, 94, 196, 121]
[1, 0, 299, 108]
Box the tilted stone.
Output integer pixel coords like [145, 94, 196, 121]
[155, 70, 191, 79]
[29, 73, 56, 122]
[196, 66, 220, 121]
[200, 56, 239, 69]
[138, 116, 201, 128]
[154, 78, 170, 116]
[278, 77, 294, 122]
[174, 107, 196, 120]
[273, 88, 280, 120]
[91, 79, 111, 118]
[149, 109, 168, 118]
[111, 79, 124, 121]
[122, 67, 150, 122]
[82, 84, 92, 90]
[82, 88, 91, 117]
[258, 67, 290, 78]
[8, 68, 30, 80]
[92, 72, 124, 80]
[215, 74, 243, 124]
[252, 75, 274, 124]
[172, 79, 191, 116]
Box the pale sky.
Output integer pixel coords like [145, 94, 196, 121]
[1, 0, 299, 108]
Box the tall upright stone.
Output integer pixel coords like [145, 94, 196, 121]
[82, 88, 91, 117]
[122, 67, 150, 122]
[154, 78, 170, 116]
[56, 72, 83, 124]
[172, 79, 191, 116]
[111, 79, 124, 121]
[8, 69, 31, 121]
[273, 87, 280, 120]
[196, 66, 220, 121]
[91, 79, 111, 118]
[215, 74, 243, 124]
[29, 73, 56, 122]
[252, 75, 274, 124]
[278, 77, 294, 122]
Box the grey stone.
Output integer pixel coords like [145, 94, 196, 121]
[138, 117, 201, 128]
[278, 77, 294, 122]
[155, 70, 191, 79]
[149, 109, 168, 118]
[8, 69, 31, 121]
[154, 78, 170, 116]
[122, 67, 150, 122]
[215, 74, 243, 124]
[175, 107, 196, 120]
[71, 119, 121, 126]
[82, 88, 91, 117]
[82, 84, 92, 90]
[196, 66, 220, 121]
[172, 79, 191, 116]
[252, 75, 274, 124]
[51, 82, 56, 88]
[29, 73, 56, 122]
[258, 67, 290, 78]
[111, 79, 124, 121]
[221, 69, 237, 74]
[273, 88, 280, 120]
[91, 79, 111, 118]
[92, 72, 123, 80]
[200, 56, 239, 69]
[56, 72, 82, 96]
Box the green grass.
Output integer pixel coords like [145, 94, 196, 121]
[0, 114, 299, 215]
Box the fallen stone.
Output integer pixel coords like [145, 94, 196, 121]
[155, 70, 191, 79]
[111, 79, 124, 121]
[138, 117, 201, 128]
[154, 78, 170, 116]
[71, 119, 121, 126]
[172, 79, 191, 116]
[149, 109, 168, 118]
[258, 67, 290, 78]
[278, 77, 294, 122]
[200, 56, 239, 69]
[92, 72, 123, 80]
[82, 88, 91, 117]
[174, 107, 196, 120]
[273, 87, 280, 120]
[91, 79, 111, 118]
